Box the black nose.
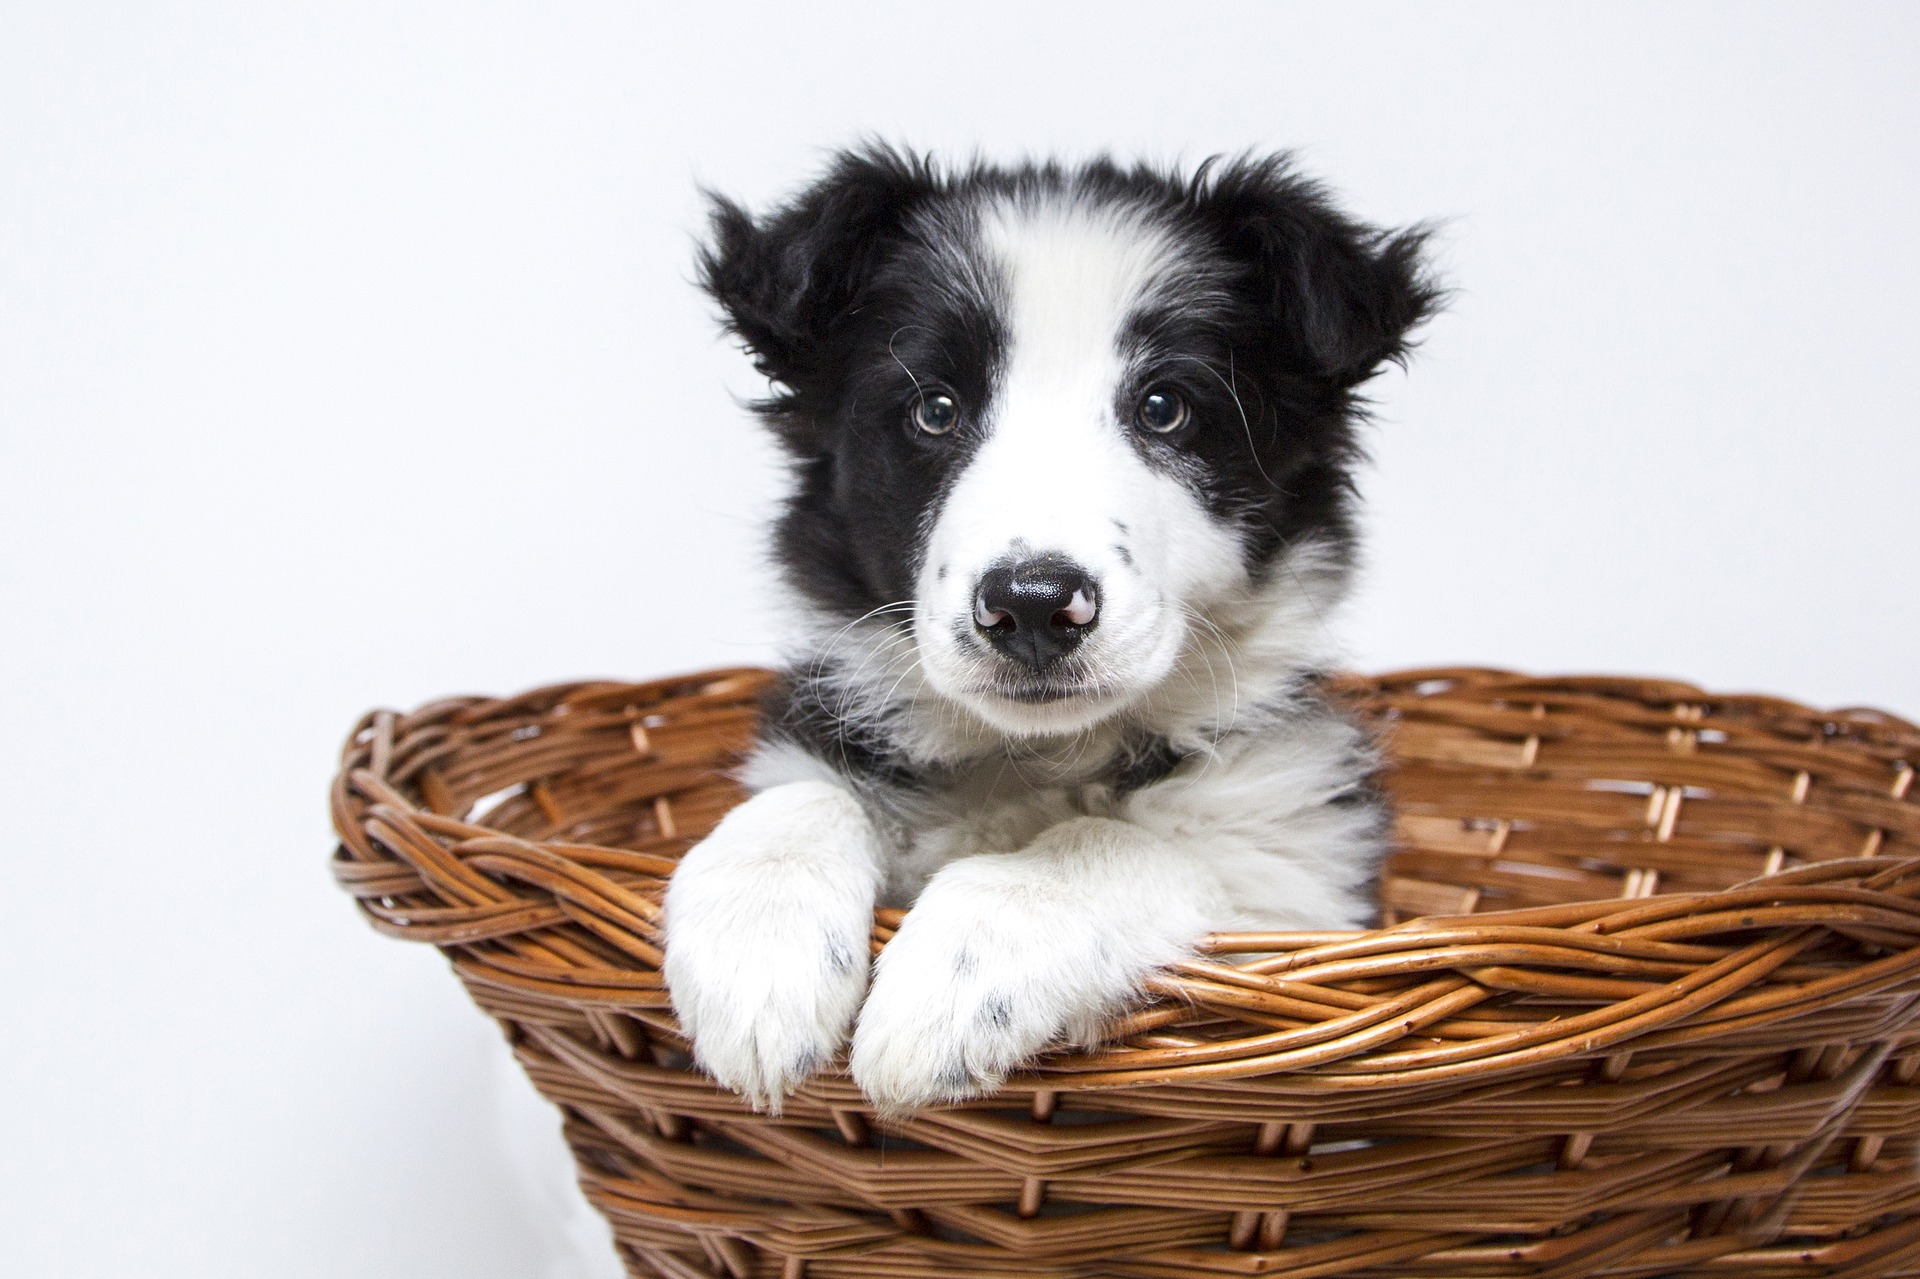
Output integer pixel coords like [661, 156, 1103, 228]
[973, 556, 1100, 671]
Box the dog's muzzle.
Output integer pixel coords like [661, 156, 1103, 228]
[972, 555, 1099, 672]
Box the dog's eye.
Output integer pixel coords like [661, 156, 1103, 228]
[1136, 389, 1189, 435]
[910, 393, 961, 436]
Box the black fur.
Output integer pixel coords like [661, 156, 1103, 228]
[1108, 737, 1189, 794]
[759, 668, 1188, 798]
[757, 673, 921, 793]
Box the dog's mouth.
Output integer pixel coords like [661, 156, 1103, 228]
[996, 683, 1084, 704]
[978, 668, 1105, 705]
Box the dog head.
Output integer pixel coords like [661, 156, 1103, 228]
[701, 147, 1435, 741]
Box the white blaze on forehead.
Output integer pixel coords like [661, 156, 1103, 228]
[928, 198, 1187, 559]
[985, 199, 1180, 400]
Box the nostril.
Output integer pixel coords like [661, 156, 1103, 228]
[1053, 587, 1096, 629]
[974, 594, 1013, 630]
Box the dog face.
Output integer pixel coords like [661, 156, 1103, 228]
[701, 148, 1434, 739]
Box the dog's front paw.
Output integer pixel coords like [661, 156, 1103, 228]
[663, 782, 881, 1112]
[849, 846, 1156, 1114]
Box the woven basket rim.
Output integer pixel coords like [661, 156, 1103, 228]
[331, 665, 1920, 1095]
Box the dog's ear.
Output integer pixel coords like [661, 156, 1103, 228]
[699, 145, 935, 399]
[1195, 156, 1440, 389]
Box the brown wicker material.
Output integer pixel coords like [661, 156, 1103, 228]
[330, 668, 1920, 1279]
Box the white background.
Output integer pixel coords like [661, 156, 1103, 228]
[4, 3, 1916, 1275]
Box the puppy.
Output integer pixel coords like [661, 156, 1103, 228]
[664, 147, 1436, 1115]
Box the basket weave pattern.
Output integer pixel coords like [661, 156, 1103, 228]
[331, 669, 1920, 1278]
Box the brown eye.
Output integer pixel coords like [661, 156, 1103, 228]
[1136, 389, 1189, 434]
[911, 392, 960, 436]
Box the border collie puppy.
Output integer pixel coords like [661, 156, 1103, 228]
[664, 147, 1436, 1115]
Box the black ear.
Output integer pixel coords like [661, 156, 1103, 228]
[1194, 156, 1440, 388]
[697, 144, 936, 395]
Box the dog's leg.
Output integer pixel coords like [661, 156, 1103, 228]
[663, 780, 882, 1111]
[848, 816, 1216, 1114]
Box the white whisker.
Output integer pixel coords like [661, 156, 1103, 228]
[1166, 352, 1280, 492]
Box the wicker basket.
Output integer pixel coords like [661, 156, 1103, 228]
[331, 668, 1920, 1279]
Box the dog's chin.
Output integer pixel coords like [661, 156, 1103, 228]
[956, 684, 1124, 737]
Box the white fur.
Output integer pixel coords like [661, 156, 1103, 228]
[661, 780, 883, 1111]
[850, 816, 1215, 1113]
[1123, 708, 1381, 931]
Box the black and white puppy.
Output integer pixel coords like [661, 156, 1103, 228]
[664, 147, 1436, 1115]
